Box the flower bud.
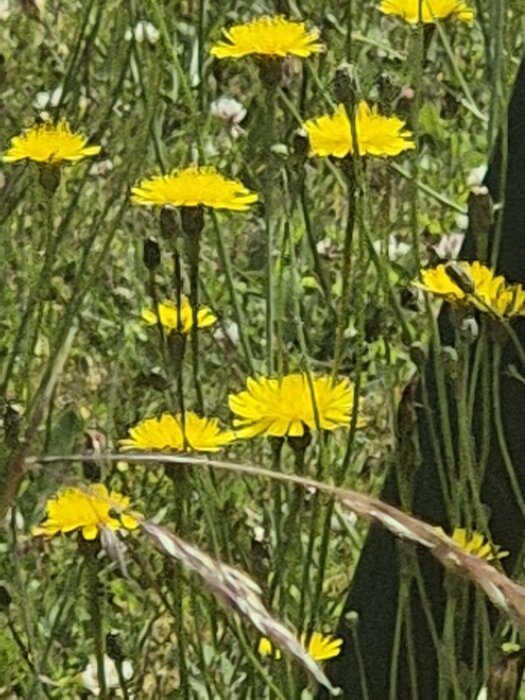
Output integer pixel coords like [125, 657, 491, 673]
[143, 238, 161, 271]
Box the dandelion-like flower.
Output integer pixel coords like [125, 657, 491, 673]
[380, 0, 474, 23]
[32, 484, 139, 541]
[119, 412, 235, 453]
[3, 121, 101, 165]
[416, 261, 525, 319]
[229, 373, 360, 439]
[303, 102, 415, 159]
[259, 632, 343, 662]
[436, 527, 509, 562]
[131, 166, 258, 211]
[142, 297, 216, 335]
[210, 15, 323, 60]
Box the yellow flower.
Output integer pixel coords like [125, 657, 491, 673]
[380, 0, 474, 23]
[229, 373, 361, 439]
[142, 297, 216, 335]
[416, 261, 525, 319]
[303, 102, 415, 159]
[436, 527, 509, 562]
[32, 484, 139, 541]
[258, 632, 343, 662]
[119, 412, 235, 453]
[210, 15, 323, 60]
[131, 166, 258, 211]
[3, 121, 101, 165]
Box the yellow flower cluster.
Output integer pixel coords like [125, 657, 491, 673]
[210, 15, 323, 59]
[142, 297, 216, 335]
[436, 527, 509, 563]
[131, 166, 258, 212]
[3, 121, 100, 165]
[258, 632, 343, 662]
[380, 0, 474, 24]
[33, 484, 139, 541]
[119, 373, 360, 452]
[416, 261, 525, 319]
[303, 102, 415, 159]
[120, 412, 235, 453]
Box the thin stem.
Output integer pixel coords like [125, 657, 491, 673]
[332, 166, 356, 378]
[211, 212, 254, 372]
[492, 342, 525, 522]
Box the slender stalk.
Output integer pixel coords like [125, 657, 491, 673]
[211, 213, 254, 372]
[83, 539, 107, 700]
[332, 163, 357, 378]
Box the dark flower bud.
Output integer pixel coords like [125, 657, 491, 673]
[334, 63, 358, 109]
[39, 164, 61, 194]
[160, 207, 181, 239]
[143, 238, 161, 271]
[0, 582, 12, 610]
[106, 632, 124, 662]
[292, 129, 309, 163]
[444, 261, 475, 295]
[180, 206, 204, 238]
[257, 58, 282, 89]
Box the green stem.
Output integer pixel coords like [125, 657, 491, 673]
[492, 342, 525, 521]
[332, 164, 356, 378]
[84, 539, 107, 700]
[211, 213, 254, 372]
[188, 234, 204, 413]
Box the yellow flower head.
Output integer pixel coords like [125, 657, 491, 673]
[380, 0, 474, 23]
[416, 261, 525, 319]
[119, 412, 235, 453]
[3, 121, 101, 165]
[131, 166, 258, 211]
[210, 15, 323, 60]
[32, 484, 139, 541]
[303, 102, 415, 159]
[436, 527, 509, 563]
[229, 373, 361, 439]
[259, 632, 343, 662]
[142, 297, 216, 335]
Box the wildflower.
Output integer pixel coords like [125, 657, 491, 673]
[81, 655, 134, 696]
[142, 297, 216, 335]
[210, 15, 323, 60]
[119, 412, 235, 453]
[3, 121, 101, 165]
[131, 166, 258, 211]
[229, 373, 361, 439]
[380, 0, 474, 23]
[303, 102, 415, 159]
[416, 261, 525, 319]
[211, 96, 247, 138]
[436, 527, 509, 562]
[32, 484, 139, 541]
[259, 632, 343, 662]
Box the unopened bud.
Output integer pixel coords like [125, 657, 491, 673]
[106, 632, 124, 662]
[334, 63, 358, 108]
[39, 164, 61, 194]
[292, 129, 309, 163]
[0, 582, 12, 610]
[445, 262, 475, 295]
[160, 207, 181, 239]
[143, 238, 161, 271]
[258, 58, 282, 89]
[180, 206, 204, 238]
